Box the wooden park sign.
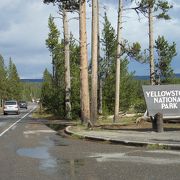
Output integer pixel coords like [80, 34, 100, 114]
[142, 85, 180, 119]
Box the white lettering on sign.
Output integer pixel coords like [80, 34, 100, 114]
[145, 89, 180, 110]
[154, 97, 180, 103]
[161, 103, 178, 109]
[146, 90, 180, 98]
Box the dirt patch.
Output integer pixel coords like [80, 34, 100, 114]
[101, 121, 151, 130]
[100, 121, 180, 132]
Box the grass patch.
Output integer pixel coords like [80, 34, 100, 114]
[32, 106, 80, 123]
[97, 115, 138, 126]
[32, 106, 63, 120]
[147, 144, 169, 150]
[32, 108, 53, 119]
[71, 133, 85, 139]
[164, 122, 180, 129]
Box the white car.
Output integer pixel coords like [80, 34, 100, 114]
[3, 100, 20, 115]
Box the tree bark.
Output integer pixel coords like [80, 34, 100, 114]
[90, 0, 98, 125]
[114, 0, 123, 123]
[98, 78, 103, 114]
[63, 8, 72, 119]
[97, 0, 102, 115]
[149, 6, 155, 85]
[52, 53, 55, 80]
[79, 0, 90, 123]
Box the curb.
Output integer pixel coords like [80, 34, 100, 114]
[65, 126, 180, 150]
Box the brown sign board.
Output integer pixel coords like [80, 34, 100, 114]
[142, 85, 180, 118]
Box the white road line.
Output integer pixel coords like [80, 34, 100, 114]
[0, 106, 37, 137]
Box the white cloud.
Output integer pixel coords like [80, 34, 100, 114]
[97, 0, 180, 75]
[0, 0, 179, 78]
[0, 0, 57, 78]
[0, 0, 21, 10]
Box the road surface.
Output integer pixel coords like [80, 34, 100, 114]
[0, 103, 180, 180]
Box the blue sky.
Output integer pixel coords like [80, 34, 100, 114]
[0, 0, 179, 78]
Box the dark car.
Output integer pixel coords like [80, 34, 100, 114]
[18, 101, 28, 109]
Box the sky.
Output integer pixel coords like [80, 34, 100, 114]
[0, 0, 180, 79]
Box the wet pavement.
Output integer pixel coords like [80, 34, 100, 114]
[0, 107, 180, 179]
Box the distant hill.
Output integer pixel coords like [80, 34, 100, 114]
[135, 73, 180, 80]
[21, 74, 180, 82]
[175, 73, 180, 78]
[21, 79, 43, 83]
[134, 75, 149, 80]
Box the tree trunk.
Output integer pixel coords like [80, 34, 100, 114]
[79, 0, 90, 124]
[149, 6, 155, 85]
[97, 0, 102, 115]
[90, 0, 98, 125]
[52, 53, 55, 80]
[63, 8, 72, 119]
[98, 77, 103, 114]
[114, 0, 123, 123]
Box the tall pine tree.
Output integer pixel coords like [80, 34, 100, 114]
[134, 0, 173, 85]
[0, 54, 7, 104]
[101, 14, 137, 114]
[46, 15, 60, 80]
[7, 58, 21, 100]
[155, 36, 176, 84]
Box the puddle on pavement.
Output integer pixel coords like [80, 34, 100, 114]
[17, 146, 57, 173]
[0, 122, 7, 127]
[16, 134, 88, 177]
[17, 147, 50, 159]
[16, 146, 86, 176]
[89, 152, 180, 165]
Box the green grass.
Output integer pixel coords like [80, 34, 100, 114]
[32, 106, 80, 122]
[97, 115, 138, 126]
[164, 122, 180, 128]
[32, 107, 56, 120]
[147, 144, 169, 150]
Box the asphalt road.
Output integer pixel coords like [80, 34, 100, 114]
[0, 103, 180, 180]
